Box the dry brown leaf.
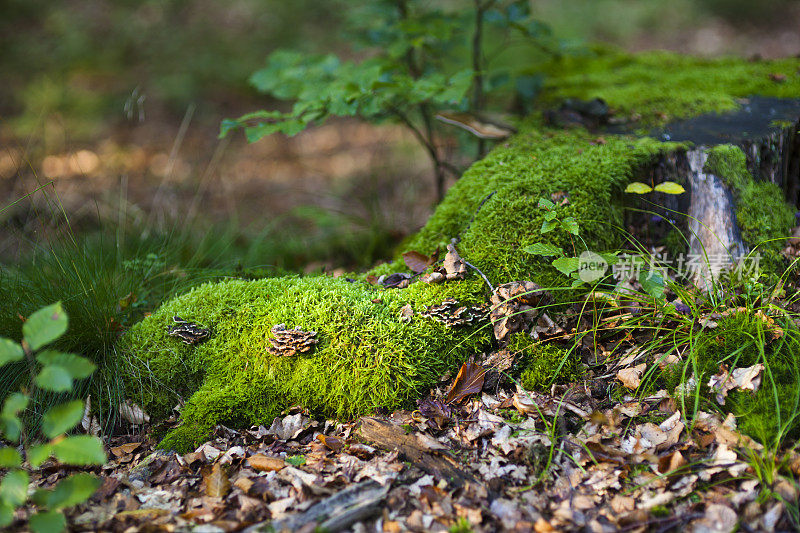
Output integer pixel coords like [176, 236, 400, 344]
[445, 362, 486, 405]
[435, 111, 515, 139]
[316, 434, 344, 453]
[399, 304, 414, 323]
[110, 442, 142, 458]
[203, 462, 230, 498]
[616, 363, 647, 389]
[119, 399, 150, 425]
[707, 363, 764, 405]
[402, 250, 433, 273]
[247, 454, 286, 472]
[657, 450, 686, 474]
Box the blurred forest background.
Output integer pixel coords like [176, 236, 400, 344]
[1, 0, 799, 351]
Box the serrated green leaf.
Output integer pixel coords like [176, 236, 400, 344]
[540, 219, 558, 234]
[0, 469, 28, 506]
[538, 198, 555, 210]
[29, 510, 66, 533]
[0, 447, 22, 468]
[35, 474, 99, 511]
[639, 270, 666, 299]
[23, 303, 67, 351]
[27, 445, 52, 468]
[624, 182, 653, 194]
[35, 366, 72, 393]
[654, 181, 686, 195]
[42, 401, 84, 439]
[523, 243, 564, 257]
[571, 278, 586, 288]
[0, 338, 24, 367]
[552, 257, 580, 276]
[561, 217, 580, 236]
[35, 352, 95, 380]
[52, 436, 106, 466]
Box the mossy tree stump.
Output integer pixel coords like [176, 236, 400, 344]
[121, 48, 800, 451]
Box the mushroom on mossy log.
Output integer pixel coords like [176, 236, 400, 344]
[121, 48, 800, 451]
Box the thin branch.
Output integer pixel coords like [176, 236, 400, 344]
[462, 258, 494, 292]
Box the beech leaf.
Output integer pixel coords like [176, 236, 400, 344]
[654, 181, 686, 195]
[402, 251, 433, 273]
[203, 462, 230, 498]
[445, 362, 487, 405]
[625, 182, 653, 194]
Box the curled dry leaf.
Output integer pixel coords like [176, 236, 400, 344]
[707, 363, 764, 405]
[435, 111, 515, 140]
[422, 242, 468, 284]
[417, 398, 452, 430]
[402, 251, 433, 273]
[399, 304, 414, 323]
[119, 399, 150, 425]
[616, 363, 647, 389]
[445, 362, 486, 405]
[267, 412, 311, 441]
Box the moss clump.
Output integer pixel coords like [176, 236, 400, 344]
[704, 145, 794, 274]
[121, 275, 492, 451]
[667, 313, 800, 444]
[540, 45, 800, 127]
[400, 127, 678, 294]
[504, 334, 583, 390]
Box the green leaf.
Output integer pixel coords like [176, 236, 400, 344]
[52, 436, 106, 466]
[654, 181, 686, 195]
[538, 198, 555, 210]
[0, 447, 22, 468]
[2, 393, 27, 417]
[35, 366, 72, 393]
[625, 182, 653, 194]
[34, 474, 99, 511]
[36, 352, 95, 380]
[0, 416, 22, 443]
[0, 470, 29, 506]
[0, 501, 13, 528]
[561, 217, 580, 236]
[27, 445, 52, 468]
[540, 219, 558, 234]
[0, 338, 24, 367]
[523, 243, 564, 257]
[41, 401, 84, 439]
[639, 270, 666, 299]
[285, 455, 306, 467]
[29, 510, 66, 533]
[552, 257, 580, 276]
[23, 303, 68, 351]
[543, 210, 557, 221]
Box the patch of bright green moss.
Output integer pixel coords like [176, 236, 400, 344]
[505, 334, 583, 390]
[667, 313, 800, 444]
[540, 45, 800, 126]
[121, 275, 492, 451]
[401, 127, 679, 295]
[704, 145, 794, 272]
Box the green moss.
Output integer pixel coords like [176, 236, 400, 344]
[668, 313, 800, 444]
[506, 335, 583, 390]
[121, 276, 493, 451]
[704, 145, 794, 272]
[121, 49, 800, 451]
[400, 127, 678, 296]
[540, 45, 800, 126]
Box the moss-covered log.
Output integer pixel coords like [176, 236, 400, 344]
[121, 48, 800, 451]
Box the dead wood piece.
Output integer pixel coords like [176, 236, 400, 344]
[244, 479, 389, 533]
[358, 417, 478, 489]
[267, 324, 318, 357]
